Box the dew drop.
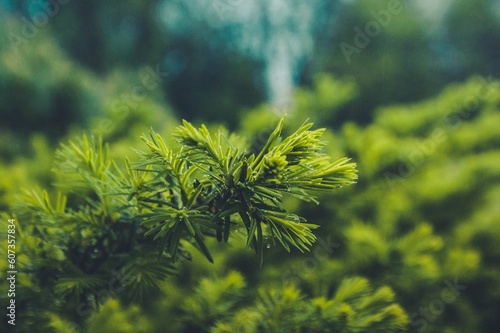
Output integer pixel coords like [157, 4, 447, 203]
[266, 243, 271, 249]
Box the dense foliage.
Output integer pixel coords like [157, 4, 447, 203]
[1, 76, 499, 332]
[1, 1, 499, 332]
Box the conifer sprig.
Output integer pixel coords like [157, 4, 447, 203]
[133, 117, 358, 265]
[17, 116, 357, 309]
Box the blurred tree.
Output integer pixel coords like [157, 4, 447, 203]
[1, 0, 265, 128]
[47, 0, 166, 72]
[313, 0, 442, 125]
[163, 33, 265, 128]
[443, 0, 500, 80]
[2, 0, 498, 129]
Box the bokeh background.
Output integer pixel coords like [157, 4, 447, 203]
[1, 0, 499, 332]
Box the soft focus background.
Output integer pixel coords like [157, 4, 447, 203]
[1, 0, 499, 332]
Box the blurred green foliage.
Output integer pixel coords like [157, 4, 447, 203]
[0, 16, 93, 140]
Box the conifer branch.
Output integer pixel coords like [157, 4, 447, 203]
[17, 116, 357, 307]
[132, 116, 358, 265]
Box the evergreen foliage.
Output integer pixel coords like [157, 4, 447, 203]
[4, 117, 367, 331]
[1, 2, 499, 332]
[1, 76, 498, 333]
[211, 275, 407, 333]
